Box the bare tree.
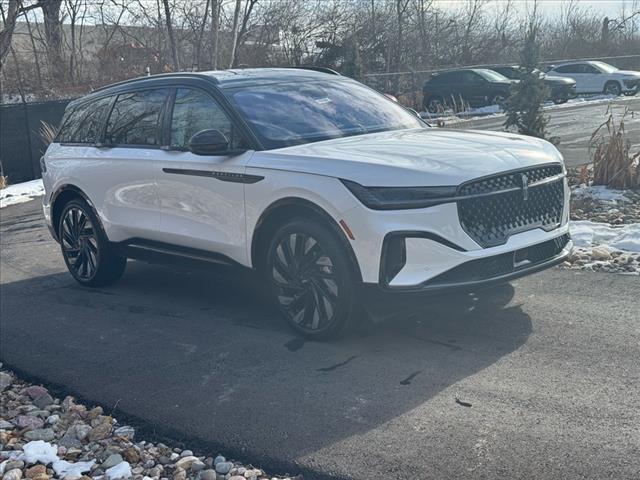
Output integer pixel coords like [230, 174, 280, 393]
[161, 0, 180, 70]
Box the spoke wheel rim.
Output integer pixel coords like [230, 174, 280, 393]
[270, 232, 340, 332]
[61, 207, 98, 280]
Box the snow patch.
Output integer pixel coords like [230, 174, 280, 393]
[571, 184, 631, 203]
[105, 461, 132, 480]
[53, 459, 96, 479]
[0, 179, 45, 208]
[570, 220, 640, 253]
[23, 440, 59, 464]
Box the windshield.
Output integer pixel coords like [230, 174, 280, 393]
[477, 69, 510, 81]
[593, 61, 618, 73]
[225, 80, 425, 149]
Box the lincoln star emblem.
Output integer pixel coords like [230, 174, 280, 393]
[521, 173, 529, 201]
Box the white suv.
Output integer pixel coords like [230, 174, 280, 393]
[547, 61, 640, 96]
[42, 68, 572, 338]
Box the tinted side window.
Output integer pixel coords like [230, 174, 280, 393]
[105, 89, 170, 146]
[57, 96, 112, 144]
[170, 88, 238, 149]
[556, 64, 580, 74]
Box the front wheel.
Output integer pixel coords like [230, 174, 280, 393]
[59, 199, 127, 287]
[603, 81, 621, 96]
[552, 94, 568, 104]
[265, 219, 357, 339]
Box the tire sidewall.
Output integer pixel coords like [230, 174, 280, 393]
[58, 199, 106, 285]
[264, 219, 355, 339]
[604, 81, 621, 96]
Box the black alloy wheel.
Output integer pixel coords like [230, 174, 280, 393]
[266, 219, 356, 339]
[59, 199, 126, 286]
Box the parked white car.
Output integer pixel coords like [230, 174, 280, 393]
[41, 68, 572, 338]
[547, 61, 640, 96]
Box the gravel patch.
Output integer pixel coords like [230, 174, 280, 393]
[563, 175, 640, 275]
[0, 368, 301, 480]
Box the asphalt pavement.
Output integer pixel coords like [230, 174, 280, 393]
[464, 96, 640, 168]
[1, 200, 639, 479]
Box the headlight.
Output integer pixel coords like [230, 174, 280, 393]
[341, 179, 457, 210]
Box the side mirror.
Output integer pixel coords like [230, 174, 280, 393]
[188, 129, 229, 155]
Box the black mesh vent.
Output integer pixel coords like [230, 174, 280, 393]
[427, 234, 570, 286]
[458, 165, 565, 248]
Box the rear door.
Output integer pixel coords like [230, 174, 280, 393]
[155, 87, 253, 265]
[553, 64, 590, 93]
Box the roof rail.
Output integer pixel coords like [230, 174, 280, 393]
[91, 72, 218, 94]
[294, 66, 341, 75]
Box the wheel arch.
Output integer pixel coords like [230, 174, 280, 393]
[50, 185, 105, 242]
[250, 197, 363, 283]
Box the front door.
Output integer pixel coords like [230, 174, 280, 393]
[155, 87, 253, 265]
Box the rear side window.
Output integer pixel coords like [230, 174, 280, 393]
[555, 64, 582, 74]
[57, 96, 112, 144]
[170, 88, 234, 149]
[104, 89, 170, 146]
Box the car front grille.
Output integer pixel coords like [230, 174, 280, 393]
[457, 164, 565, 248]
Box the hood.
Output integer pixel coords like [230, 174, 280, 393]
[250, 128, 563, 187]
[616, 70, 640, 78]
[544, 75, 576, 85]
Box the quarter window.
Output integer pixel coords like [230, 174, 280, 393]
[170, 88, 235, 149]
[104, 89, 170, 146]
[57, 96, 112, 144]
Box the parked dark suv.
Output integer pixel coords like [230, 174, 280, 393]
[422, 69, 513, 113]
[488, 65, 576, 104]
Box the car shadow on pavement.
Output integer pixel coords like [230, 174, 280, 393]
[0, 259, 531, 478]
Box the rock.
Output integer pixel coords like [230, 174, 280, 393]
[3, 469, 23, 480]
[14, 415, 45, 430]
[73, 424, 92, 441]
[88, 421, 112, 442]
[58, 431, 82, 449]
[190, 461, 205, 473]
[102, 454, 124, 470]
[25, 466, 47, 479]
[157, 457, 171, 466]
[24, 428, 55, 442]
[5, 461, 25, 471]
[172, 469, 186, 480]
[228, 477, 245, 480]
[33, 394, 54, 410]
[592, 246, 612, 260]
[200, 470, 216, 480]
[122, 448, 140, 465]
[45, 415, 59, 425]
[24, 386, 49, 400]
[213, 456, 225, 467]
[86, 407, 103, 421]
[31, 475, 48, 480]
[169, 453, 179, 462]
[114, 426, 135, 439]
[0, 419, 14, 429]
[146, 467, 162, 477]
[178, 450, 193, 458]
[214, 462, 232, 475]
[174, 457, 199, 471]
[0, 372, 13, 391]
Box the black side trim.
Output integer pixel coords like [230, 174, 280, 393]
[162, 168, 264, 184]
[114, 239, 241, 268]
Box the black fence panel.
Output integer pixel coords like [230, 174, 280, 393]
[0, 99, 72, 184]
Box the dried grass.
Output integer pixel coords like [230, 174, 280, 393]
[0, 176, 7, 190]
[39, 120, 57, 147]
[589, 107, 640, 189]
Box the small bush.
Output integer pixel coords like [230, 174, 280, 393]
[39, 121, 57, 147]
[590, 108, 640, 189]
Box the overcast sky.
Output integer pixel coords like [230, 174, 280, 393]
[439, 0, 638, 18]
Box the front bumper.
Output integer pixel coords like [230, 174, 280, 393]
[622, 78, 639, 93]
[359, 234, 572, 317]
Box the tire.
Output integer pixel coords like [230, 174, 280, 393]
[490, 93, 507, 106]
[623, 90, 637, 97]
[603, 81, 622, 96]
[58, 198, 126, 287]
[424, 95, 445, 114]
[552, 95, 568, 105]
[264, 218, 357, 339]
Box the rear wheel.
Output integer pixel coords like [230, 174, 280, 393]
[603, 81, 621, 96]
[265, 219, 357, 339]
[490, 93, 507, 106]
[58, 199, 126, 287]
[552, 94, 568, 104]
